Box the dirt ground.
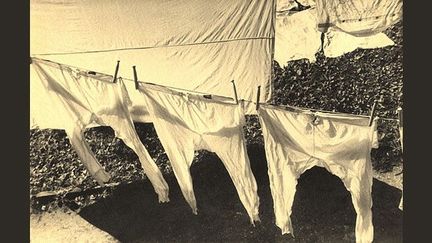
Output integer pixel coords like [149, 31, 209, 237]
[30, 145, 402, 242]
[30, 209, 119, 243]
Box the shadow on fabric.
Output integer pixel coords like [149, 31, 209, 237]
[78, 144, 402, 243]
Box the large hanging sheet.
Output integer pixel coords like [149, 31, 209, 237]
[30, 0, 276, 110]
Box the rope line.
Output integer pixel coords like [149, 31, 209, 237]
[31, 36, 273, 56]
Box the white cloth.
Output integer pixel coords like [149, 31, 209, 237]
[136, 84, 260, 223]
[398, 115, 403, 211]
[275, 9, 322, 64]
[315, 0, 403, 36]
[30, 0, 275, 104]
[323, 29, 395, 58]
[31, 58, 169, 202]
[274, 8, 395, 64]
[258, 105, 377, 243]
[399, 194, 403, 210]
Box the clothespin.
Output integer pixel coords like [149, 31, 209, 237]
[231, 80, 239, 105]
[112, 61, 120, 83]
[255, 86, 261, 110]
[368, 95, 383, 126]
[132, 66, 139, 90]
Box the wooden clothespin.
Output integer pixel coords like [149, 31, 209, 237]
[112, 61, 120, 83]
[368, 95, 383, 126]
[231, 80, 239, 104]
[132, 66, 139, 90]
[256, 86, 261, 110]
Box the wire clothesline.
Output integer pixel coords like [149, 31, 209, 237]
[30, 57, 401, 122]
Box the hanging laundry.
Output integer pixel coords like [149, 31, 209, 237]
[136, 84, 260, 224]
[30, 0, 275, 105]
[274, 7, 396, 63]
[275, 8, 322, 64]
[31, 58, 169, 202]
[258, 105, 378, 243]
[123, 80, 154, 123]
[323, 30, 395, 58]
[315, 0, 403, 36]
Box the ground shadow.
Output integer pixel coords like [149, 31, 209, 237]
[78, 144, 402, 242]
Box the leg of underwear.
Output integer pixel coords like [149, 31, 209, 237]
[340, 172, 373, 243]
[268, 153, 318, 236]
[152, 121, 197, 213]
[259, 110, 312, 235]
[65, 125, 111, 186]
[264, 147, 302, 235]
[108, 117, 169, 203]
[206, 130, 260, 223]
[399, 123, 403, 211]
[399, 194, 403, 210]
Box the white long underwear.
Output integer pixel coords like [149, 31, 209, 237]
[258, 105, 378, 243]
[31, 58, 169, 202]
[137, 84, 260, 224]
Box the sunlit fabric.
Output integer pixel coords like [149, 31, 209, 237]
[137, 84, 260, 223]
[31, 58, 169, 202]
[258, 105, 378, 243]
[30, 0, 276, 106]
[315, 0, 403, 36]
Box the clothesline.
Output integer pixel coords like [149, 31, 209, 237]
[122, 77, 401, 122]
[30, 56, 401, 123]
[31, 36, 274, 56]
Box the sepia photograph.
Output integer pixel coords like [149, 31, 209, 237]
[29, 0, 403, 242]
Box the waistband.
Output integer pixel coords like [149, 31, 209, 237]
[31, 57, 115, 84]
